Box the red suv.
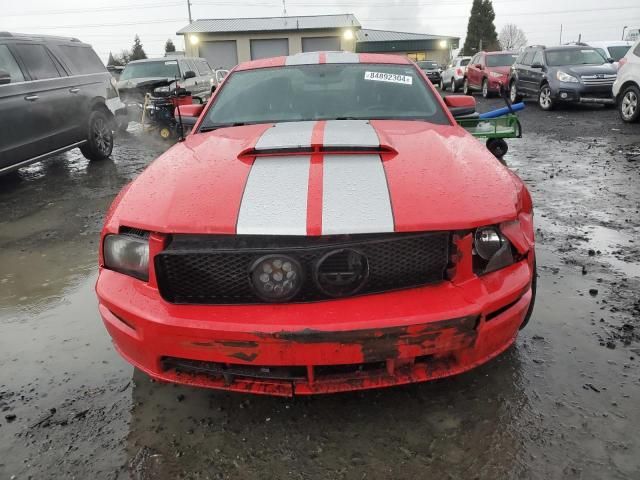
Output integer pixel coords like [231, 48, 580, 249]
[463, 51, 519, 98]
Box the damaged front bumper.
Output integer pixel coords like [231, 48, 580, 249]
[96, 249, 534, 396]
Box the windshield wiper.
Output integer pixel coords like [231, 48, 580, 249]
[199, 122, 247, 132]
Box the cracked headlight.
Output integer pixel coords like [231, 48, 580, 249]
[473, 227, 514, 275]
[103, 234, 149, 281]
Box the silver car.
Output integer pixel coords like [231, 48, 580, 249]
[440, 56, 471, 92]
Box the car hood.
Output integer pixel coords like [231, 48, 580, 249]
[556, 64, 617, 76]
[107, 120, 522, 236]
[116, 77, 174, 92]
[487, 66, 511, 76]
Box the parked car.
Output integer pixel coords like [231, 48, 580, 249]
[0, 32, 122, 176]
[587, 40, 633, 68]
[117, 56, 215, 128]
[613, 38, 640, 122]
[440, 56, 471, 92]
[508, 45, 617, 110]
[463, 51, 518, 98]
[416, 60, 441, 84]
[96, 51, 536, 396]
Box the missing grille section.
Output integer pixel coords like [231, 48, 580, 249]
[155, 232, 450, 304]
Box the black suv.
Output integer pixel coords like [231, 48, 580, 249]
[0, 32, 123, 175]
[416, 60, 442, 84]
[508, 45, 617, 110]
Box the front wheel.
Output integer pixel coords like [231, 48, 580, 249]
[538, 84, 554, 111]
[520, 259, 537, 330]
[80, 110, 114, 161]
[510, 81, 522, 103]
[463, 78, 471, 95]
[619, 85, 640, 123]
[439, 78, 444, 90]
[482, 79, 491, 98]
[450, 78, 457, 93]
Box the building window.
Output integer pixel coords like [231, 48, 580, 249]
[406, 52, 427, 61]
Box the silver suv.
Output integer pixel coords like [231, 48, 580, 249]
[0, 32, 122, 175]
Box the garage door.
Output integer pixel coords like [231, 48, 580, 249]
[199, 40, 238, 70]
[250, 38, 289, 60]
[302, 36, 341, 52]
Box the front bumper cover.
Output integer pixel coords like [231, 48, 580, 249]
[97, 252, 534, 396]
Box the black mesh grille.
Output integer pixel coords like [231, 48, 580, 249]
[155, 232, 450, 304]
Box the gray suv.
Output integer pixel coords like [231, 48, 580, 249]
[0, 32, 122, 175]
[509, 45, 617, 110]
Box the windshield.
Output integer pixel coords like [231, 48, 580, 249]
[417, 61, 439, 69]
[608, 46, 631, 61]
[545, 49, 606, 66]
[486, 54, 518, 67]
[120, 60, 180, 80]
[200, 63, 449, 129]
[460, 58, 471, 66]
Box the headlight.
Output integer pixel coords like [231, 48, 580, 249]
[473, 227, 514, 275]
[250, 254, 303, 302]
[103, 234, 149, 281]
[556, 71, 578, 83]
[489, 71, 503, 79]
[153, 86, 171, 95]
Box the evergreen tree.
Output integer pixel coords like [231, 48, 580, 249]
[165, 39, 176, 53]
[107, 51, 116, 66]
[462, 0, 500, 55]
[130, 35, 147, 61]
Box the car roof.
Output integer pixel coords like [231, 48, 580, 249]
[126, 57, 207, 65]
[235, 51, 412, 71]
[0, 31, 91, 47]
[484, 50, 516, 55]
[587, 40, 633, 47]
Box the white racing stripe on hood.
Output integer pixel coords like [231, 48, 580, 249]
[322, 154, 394, 234]
[323, 120, 379, 149]
[254, 121, 316, 151]
[237, 156, 310, 235]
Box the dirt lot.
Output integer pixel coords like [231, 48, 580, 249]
[1, 98, 639, 480]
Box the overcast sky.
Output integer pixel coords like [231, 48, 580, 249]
[2, 0, 639, 63]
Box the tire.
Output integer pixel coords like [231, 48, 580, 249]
[520, 259, 537, 330]
[619, 84, 640, 123]
[509, 81, 522, 103]
[439, 78, 445, 90]
[482, 78, 491, 98]
[463, 78, 471, 95]
[450, 78, 457, 93]
[538, 84, 554, 111]
[80, 109, 114, 161]
[486, 138, 508, 160]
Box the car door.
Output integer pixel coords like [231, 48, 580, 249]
[7, 42, 71, 163]
[195, 59, 215, 95]
[518, 50, 536, 94]
[466, 55, 479, 88]
[529, 50, 546, 92]
[470, 54, 484, 88]
[179, 59, 201, 98]
[0, 43, 34, 170]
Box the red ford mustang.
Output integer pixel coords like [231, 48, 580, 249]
[96, 52, 536, 396]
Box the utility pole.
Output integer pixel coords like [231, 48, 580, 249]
[282, 0, 287, 17]
[622, 26, 628, 40]
[187, 0, 192, 23]
[559, 24, 563, 44]
[578, 33, 582, 44]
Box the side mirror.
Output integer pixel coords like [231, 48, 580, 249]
[183, 70, 196, 80]
[607, 57, 615, 63]
[175, 104, 205, 126]
[531, 62, 544, 69]
[0, 69, 11, 85]
[444, 95, 476, 117]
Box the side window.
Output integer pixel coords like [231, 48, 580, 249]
[521, 51, 535, 66]
[0, 45, 26, 83]
[186, 59, 198, 74]
[196, 59, 212, 75]
[532, 51, 544, 66]
[57, 45, 105, 74]
[13, 43, 61, 80]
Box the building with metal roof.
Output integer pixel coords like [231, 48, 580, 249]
[177, 15, 457, 69]
[356, 29, 459, 64]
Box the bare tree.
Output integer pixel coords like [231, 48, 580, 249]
[499, 24, 528, 51]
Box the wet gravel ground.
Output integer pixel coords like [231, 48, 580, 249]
[1, 100, 639, 479]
